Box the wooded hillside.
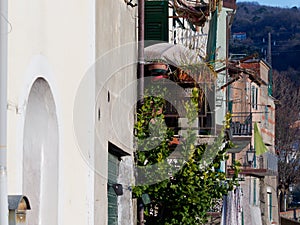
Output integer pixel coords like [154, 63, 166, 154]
[230, 2, 300, 82]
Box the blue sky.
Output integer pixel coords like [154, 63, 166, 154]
[237, 0, 300, 8]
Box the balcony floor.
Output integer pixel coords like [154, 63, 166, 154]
[227, 167, 278, 178]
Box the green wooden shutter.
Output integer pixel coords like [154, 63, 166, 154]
[108, 153, 120, 225]
[242, 210, 244, 225]
[145, 1, 169, 42]
[255, 87, 258, 110]
[206, 10, 218, 64]
[268, 193, 273, 221]
[253, 179, 256, 205]
[251, 86, 255, 109]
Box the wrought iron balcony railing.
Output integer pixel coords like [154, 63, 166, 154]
[172, 27, 208, 58]
[164, 114, 215, 136]
[230, 113, 252, 136]
[258, 152, 278, 175]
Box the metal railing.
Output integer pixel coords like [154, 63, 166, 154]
[172, 27, 208, 58]
[230, 113, 252, 136]
[164, 114, 215, 135]
[260, 152, 278, 173]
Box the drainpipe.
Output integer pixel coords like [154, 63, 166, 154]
[137, 0, 144, 224]
[137, 0, 144, 101]
[0, 0, 9, 224]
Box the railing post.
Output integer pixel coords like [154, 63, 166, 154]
[250, 112, 252, 135]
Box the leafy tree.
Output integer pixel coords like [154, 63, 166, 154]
[133, 84, 240, 224]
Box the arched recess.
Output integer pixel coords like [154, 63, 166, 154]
[23, 78, 59, 225]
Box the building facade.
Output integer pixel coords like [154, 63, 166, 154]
[227, 58, 279, 225]
[2, 0, 280, 225]
[7, 0, 137, 225]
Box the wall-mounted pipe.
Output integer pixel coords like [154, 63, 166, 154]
[0, 0, 9, 224]
[137, 0, 144, 102]
[137, 0, 144, 224]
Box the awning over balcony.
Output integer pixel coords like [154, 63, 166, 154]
[144, 42, 216, 82]
[145, 42, 201, 67]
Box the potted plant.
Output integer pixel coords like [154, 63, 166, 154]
[147, 61, 169, 75]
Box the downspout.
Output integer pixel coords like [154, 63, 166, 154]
[137, 0, 144, 225]
[225, 13, 229, 113]
[137, 0, 144, 101]
[0, 0, 9, 224]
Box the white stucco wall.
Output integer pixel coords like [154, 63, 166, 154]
[94, 1, 137, 224]
[7, 0, 137, 224]
[23, 78, 59, 225]
[7, 1, 95, 224]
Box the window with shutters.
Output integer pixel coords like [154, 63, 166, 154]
[145, 1, 169, 42]
[264, 105, 269, 128]
[108, 152, 120, 225]
[107, 143, 130, 225]
[251, 85, 258, 110]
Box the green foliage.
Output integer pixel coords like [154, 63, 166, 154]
[133, 86, 240, 224]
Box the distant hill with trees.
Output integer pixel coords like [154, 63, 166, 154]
[230, 2, 300, 83]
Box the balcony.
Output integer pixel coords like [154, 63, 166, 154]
[230, 112, 252, 136]
[164, 85, 216, 145]
[172, 27, 208, 58]
[258, 152, 278, 176]
[228, 152, 278, 178]
[165, 114, 216, 145]
[227, 113, 252, 153]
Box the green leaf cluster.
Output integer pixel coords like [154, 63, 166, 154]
[133, 86, 240, 224]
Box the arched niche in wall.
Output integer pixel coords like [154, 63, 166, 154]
[23, 78, 59, 225]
